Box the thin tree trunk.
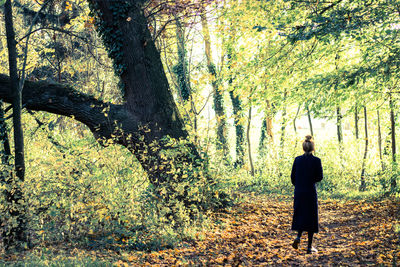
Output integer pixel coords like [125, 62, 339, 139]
[293, 104, 301, 134]
[247, 105, 254, 176]
[174, 16, 190, 102]
[306, 105, 314, 137]
[3, 0, 27, 250]
[174, 16, 199, 146]
[293, 104, 301, 152]
[360, 106, 368, 191]
[355, 105, 359, 139]
[229, 90, 244, 167]
[334, 53, 343, 146]
[227, 38, 244, 167]
[200, 8, 228, 156]
[0, 101, 11, 163]
[377, 110, 385, 171]
[259, 100, 274, 154]
[280, 91, 287, 155]
[259, 118, 267, 155]
[336, 106, 343, 144]
[389, 93, 397, 190]
[265, 100, 273, 142]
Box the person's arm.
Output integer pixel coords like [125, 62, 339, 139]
[291, 158, 296, 186]
[315, 158, 323, 182]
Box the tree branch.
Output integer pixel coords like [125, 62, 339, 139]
[0, 74, 135, 144]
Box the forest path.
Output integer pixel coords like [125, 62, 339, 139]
[122, 194, 399, 266]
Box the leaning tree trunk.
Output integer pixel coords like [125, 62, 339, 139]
[200, 7, 229, 157]
[5, 0, 219, 209]
[3, 0, 27, 250]
[0, 1, 223, 210]
[359, 106, 368, 191]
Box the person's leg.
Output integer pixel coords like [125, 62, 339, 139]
[307, 232, 313, 248]
[292, 231, 302, 249]
[297, 231, 303, 239]
[306, 232, 318, 253]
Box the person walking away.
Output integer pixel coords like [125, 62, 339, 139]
[291, 135, 323, 254]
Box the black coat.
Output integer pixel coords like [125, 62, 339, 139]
[291, 153, 323, 233]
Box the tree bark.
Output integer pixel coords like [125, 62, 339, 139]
[173, 16, 191, 102]
[355, 105, 359, 139]
[229, 90, 244, 167]
[3, 0, 27, 250]
[266, 100, 273, 141]
[336, 106, 343, 144]
[259, 100, 274, 155]
[280, 91, 287, 155]
[377, 110, 385, 171]
[247, 105, 254, 177]
[200, 7, 228, 156]
[227, 41, 244, 167]
[259, 118, 267, 155]
[293, 104, 301, 134]
[87, 1, 203, 188]
[0, 101, 11, 163]
[389, 93, 397, 190]
[306, 105, 314, 137]
[359, 106, 368, 191]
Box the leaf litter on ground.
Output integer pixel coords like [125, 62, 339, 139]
[2, 194, 399, 266]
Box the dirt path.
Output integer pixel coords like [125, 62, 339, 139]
[122, 195, 399, 266]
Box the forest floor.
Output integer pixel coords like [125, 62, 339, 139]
[2, 193, 399, 266]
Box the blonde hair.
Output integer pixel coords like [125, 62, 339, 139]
[303, 135, 315, 154]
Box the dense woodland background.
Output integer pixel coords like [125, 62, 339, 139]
[0, 0, 399, 264]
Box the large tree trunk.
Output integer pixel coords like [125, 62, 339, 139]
[5, 1, 226, 210]
[86, 1, 200, 189]
[0, 1, 226, 211]
[3, 0, 27, 250]
[200, 7, 229, 156]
